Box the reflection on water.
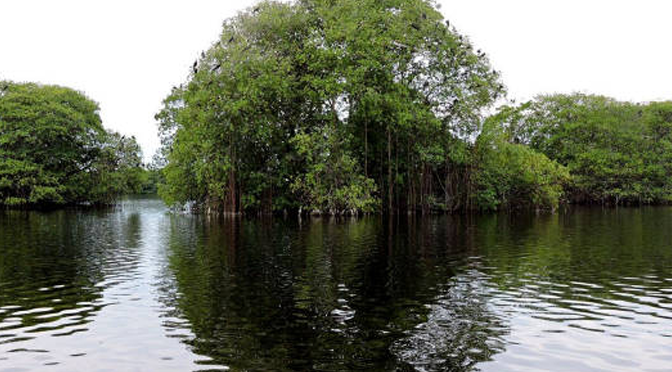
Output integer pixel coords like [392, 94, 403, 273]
[0, 199, 197, 371]
[1, 200, 671, 371]
[0, 208, 139, 348]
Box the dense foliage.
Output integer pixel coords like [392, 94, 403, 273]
[491, 94, 672, 205]
[157, 0, 672, 214]
[157, 0, 513, 214]
[472, 118, 569, 210]
[0, 82, 144, 207]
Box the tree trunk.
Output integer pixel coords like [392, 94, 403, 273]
[387, 127, 393, 214]
[445, 170, 451, 211]
[364, 121, 368, 178]
[227, 131, 238, 214]
[395, 132, 399, 211]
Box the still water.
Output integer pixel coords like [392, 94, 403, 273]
[0, 198, 671, 372]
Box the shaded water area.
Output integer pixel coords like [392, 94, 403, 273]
[1, 198, 671, 371]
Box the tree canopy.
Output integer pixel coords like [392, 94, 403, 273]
[0, 81, 144, 207]
[157, 0, 508, 214]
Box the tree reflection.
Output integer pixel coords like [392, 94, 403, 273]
[160, 215, 511, 371]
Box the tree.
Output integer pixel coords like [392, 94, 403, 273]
[491, 94, 672, 205]
[157, 0, 503, 214]
[0, 81, 143, 207]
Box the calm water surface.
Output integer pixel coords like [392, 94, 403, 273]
[1, 198, 671, 371]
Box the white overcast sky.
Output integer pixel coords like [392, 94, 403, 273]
[2, 0, 671, 160]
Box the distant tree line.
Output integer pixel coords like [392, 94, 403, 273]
[490, 94, 672, 206]
[155, 0, 672, 214]
[0, 82, 149, 208]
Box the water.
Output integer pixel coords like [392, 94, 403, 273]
[0, 198, 671, 372]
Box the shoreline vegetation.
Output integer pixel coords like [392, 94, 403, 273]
[0, 82, 159, 209]
[4, 0, 672, 215]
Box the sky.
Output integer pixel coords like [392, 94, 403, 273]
[2, 0, 672, 161]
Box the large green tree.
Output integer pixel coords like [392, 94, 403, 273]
[0, 81, 143, 207]
[157, 0, 503, 214]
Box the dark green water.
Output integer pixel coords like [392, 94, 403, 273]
[1, 198, 671, 372]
